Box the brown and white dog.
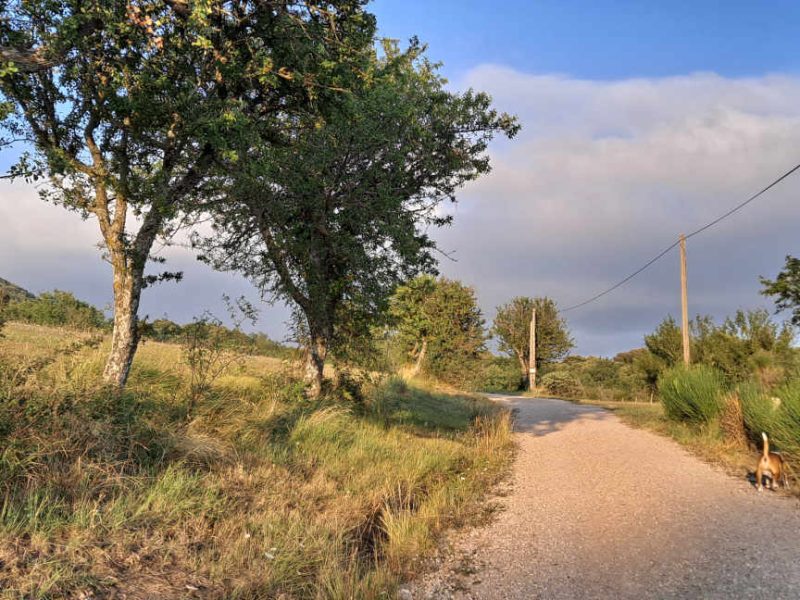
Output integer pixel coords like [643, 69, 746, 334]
[756, 432, 787, 491]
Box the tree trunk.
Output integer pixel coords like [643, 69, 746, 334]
[102, 268, 143, 388]
[304, 333, 328, 397]
[516, 351, 529, 389]
[410, 338, 428, 377]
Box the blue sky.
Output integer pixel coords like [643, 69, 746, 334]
[373, 0, 800, 80]
[2, 2, 800, 356]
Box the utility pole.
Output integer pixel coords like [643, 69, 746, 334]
[680, 234, 691, 366]
[529, 308, 537, 390]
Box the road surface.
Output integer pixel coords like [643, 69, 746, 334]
[410, 396, 800, 599]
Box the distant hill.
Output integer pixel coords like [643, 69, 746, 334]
[0, 277, 35, 306]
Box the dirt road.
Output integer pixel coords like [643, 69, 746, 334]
[411, 396, 800, 599]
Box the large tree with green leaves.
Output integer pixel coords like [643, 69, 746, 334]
[492, 296, 573, 387]
[0, 0, 376, 388]
[390, 275, 486, 384]
[200, 40, 518, 395]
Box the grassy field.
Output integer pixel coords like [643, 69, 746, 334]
[0, 323, 513, 599]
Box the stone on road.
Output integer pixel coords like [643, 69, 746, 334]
[414, 396, 800, 599]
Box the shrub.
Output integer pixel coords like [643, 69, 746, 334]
[740, 380, 800, 464]
[540, 371, 583, 398]
[471, 357, 522, 392]
[2, 290, 107, 329]
[658, 365, 725, 424]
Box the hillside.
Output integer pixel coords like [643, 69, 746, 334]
[0, 276, 34, 305]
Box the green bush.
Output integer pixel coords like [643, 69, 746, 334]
[739, 380, 800, 464]
[540, 371, 583, 398]
[473, 357, 522, 392]
[658, 365, 725, 424]
[2, 290, 107, 330]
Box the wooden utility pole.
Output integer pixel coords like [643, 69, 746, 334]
[680, 234, 691, 366]
[529, 308, 537, 390]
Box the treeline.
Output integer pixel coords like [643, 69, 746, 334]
[544, 308, 798, 402]
[331, 278, 571, 393]
[0, 289, 295, 360]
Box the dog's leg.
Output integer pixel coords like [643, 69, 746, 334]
[756, 464, 764, 491]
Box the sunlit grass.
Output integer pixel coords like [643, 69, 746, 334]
[0, 322, 513, 598]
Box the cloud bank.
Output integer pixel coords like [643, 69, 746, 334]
[2, 68, 800, 354]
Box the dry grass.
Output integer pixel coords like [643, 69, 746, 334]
[0, 323, 513, 599]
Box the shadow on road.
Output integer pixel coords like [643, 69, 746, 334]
[489, 395, 611, 438]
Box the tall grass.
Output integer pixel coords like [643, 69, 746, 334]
[658, 365, 725, 424]
[0, 323, 513, 598]
[739, 381, 800, 466]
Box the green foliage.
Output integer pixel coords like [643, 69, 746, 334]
[0, 0, 380, 388]
[473, 356, 524, 392]
[540, 370, 583, 398]
[541, 353, 655, 402]
[390, 276, 486, 386]
[691, 310, 795, 383]
[739, 381, 800, 465]
[141, 317, 296, 361]
[198, 39, 517, 393]
[2, 290, 107, 329]
[644, 316, 683, 367]
[659, 365, 725, 424]
[492, 296, 573, 386]
[762, 255, 800, 326]
[0, 276, 33, 307]
[642, 310, 795, 387]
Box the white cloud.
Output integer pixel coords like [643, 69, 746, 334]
[434, 68, 800, 354]
[2, 68, 800, 355]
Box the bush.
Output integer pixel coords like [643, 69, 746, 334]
[658, 365, 725, 424]
[739, 380, 800, 464]
[2, 290, 107, 329]
[540, 371, 583, 398]
[472, 357, 522, 392]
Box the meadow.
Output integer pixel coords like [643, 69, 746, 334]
[0, 323, 512, 599]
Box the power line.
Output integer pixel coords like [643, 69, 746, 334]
[561, 162, 800, 313]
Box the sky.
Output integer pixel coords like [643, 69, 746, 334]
[2, 1, 800, 356]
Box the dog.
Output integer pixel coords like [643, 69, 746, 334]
[755, 432, 787, 491]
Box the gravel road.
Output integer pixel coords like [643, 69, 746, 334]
[410, 396, 800, 599]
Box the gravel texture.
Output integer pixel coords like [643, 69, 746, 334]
[409, 396, 800, 599]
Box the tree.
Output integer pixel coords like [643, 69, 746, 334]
[762, 255, 800, 326]
[644, 316, 683, 367]
[199, 40, 518, 395]
[388, 275, 437, 376]
[390, 276, 486, 385]
[0, 0, 377, 388]
[492, 296, 573, 387]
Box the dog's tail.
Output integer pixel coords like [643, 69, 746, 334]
[762, 432, 770, 459]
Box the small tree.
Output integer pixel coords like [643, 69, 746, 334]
[388, 275, 438, 376]
[391, 276, 486, 385]
[492, 296, 573, 387]
[762, 255, 800, 326]
[644, 316, 683, 367]
[181, 296, 256, 415]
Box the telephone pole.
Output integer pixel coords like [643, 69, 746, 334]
[680, 234, 691, 366]
[529, 308, 537, 390]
